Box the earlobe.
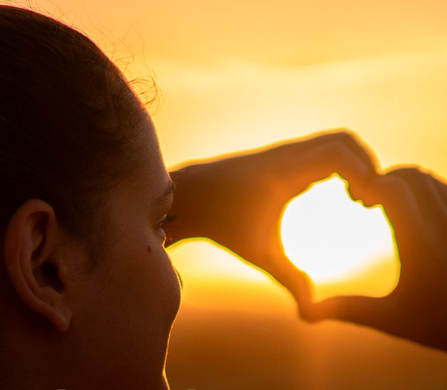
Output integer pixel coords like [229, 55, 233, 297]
[3, 199, 72, 333]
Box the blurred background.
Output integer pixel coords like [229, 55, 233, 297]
[4, 0, 447, 388]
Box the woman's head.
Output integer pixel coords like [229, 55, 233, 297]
[0, 5, 143, 244]
[0, 6, 180, 389]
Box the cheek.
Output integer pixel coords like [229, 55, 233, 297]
[159, 250, 182, 322]
[141, 245, 181, 325]
[96, 235, 181, 333]
[120, 220, 180, 319]
[76, 243, 181, 385]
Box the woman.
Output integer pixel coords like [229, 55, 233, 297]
[0, 5, 445, 389]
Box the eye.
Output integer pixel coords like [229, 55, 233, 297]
[155, 214, 177, 245]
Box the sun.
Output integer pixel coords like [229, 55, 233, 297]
[280, 175, 399, 296]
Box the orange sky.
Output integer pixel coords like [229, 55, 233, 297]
[4, 1, 447, 387]
[5, 0, 447, 299]
[15, 0, 447, 172]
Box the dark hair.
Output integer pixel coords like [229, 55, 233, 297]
[0, 6, 146, 249]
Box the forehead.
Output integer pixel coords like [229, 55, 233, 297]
[133, 114, 171, 200]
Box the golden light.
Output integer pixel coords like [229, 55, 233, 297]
[281, 175, 400, 300]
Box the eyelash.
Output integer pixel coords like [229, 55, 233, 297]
[156, 214, 177, 241]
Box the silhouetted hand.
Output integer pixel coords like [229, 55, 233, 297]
[168, 130, 377, 302]
[301, 167, 447, 352]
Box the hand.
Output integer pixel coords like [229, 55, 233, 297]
[167, 130, 378, 303]
[301, 167, 447, 352]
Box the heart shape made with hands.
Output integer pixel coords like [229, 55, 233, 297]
[280, 174, 400, 301]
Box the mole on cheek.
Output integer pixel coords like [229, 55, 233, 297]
[147, 245, 152, 253]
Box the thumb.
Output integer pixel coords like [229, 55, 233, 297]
[265, 255, 314, 308]
[300, 295, 395, 332]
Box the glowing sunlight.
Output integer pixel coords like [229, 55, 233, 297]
[281, 175, 400, 299]
[9, 2, 447, 389]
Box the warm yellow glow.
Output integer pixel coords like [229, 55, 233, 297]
[167, 239, 293, 311]
[281, 175, 400, 299]
[6, 1, 447, 386]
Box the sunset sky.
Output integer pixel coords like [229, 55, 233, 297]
[31, 0, 447, 299]
[18, 0, 447, 171]
[8, 0, 447, 311]
[4, 0, 447, 387]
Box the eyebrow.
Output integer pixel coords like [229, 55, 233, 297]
[154, 179, 175, 207]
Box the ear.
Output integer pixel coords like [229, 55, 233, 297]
[3, 199, 72, 333]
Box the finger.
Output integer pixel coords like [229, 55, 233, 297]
[270, 130, 379, 176]
[273, 140, 377, 201]
[431, 172, 447, 206]
[386, 168, 447, 227]
[324, 130, 379, 173]
[386, 167, 445, 209]
[360, 174, 424, 237]
[361, 174, 441, 267]
[265, 254, 314, 308]
[383, 168, 447, 259]
[302, 293, 444, 350]
[299, 295, 398, 336]
[303, 130, 379, 173]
